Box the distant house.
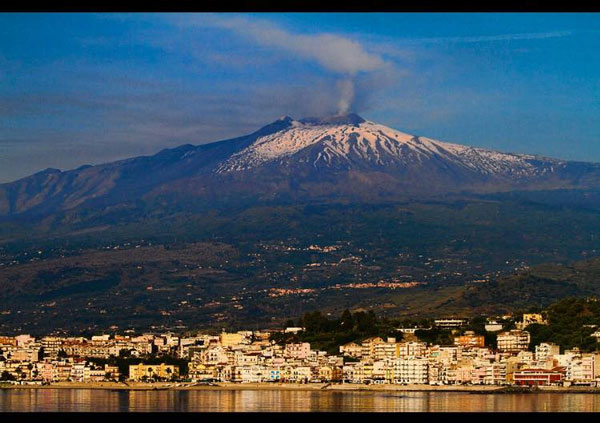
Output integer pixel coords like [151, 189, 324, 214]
[516, 313, 547, 330]
[434, 319, 467, 329]
[484, 321, 503, 332]
[339, 342, 362, 358]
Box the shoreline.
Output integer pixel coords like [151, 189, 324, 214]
[3, 382, 600, 394]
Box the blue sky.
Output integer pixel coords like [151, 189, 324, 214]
[0, 13, 599, 182]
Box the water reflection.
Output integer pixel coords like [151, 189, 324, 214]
[1, 389, 600, 412]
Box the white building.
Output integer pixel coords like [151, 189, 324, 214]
[374, 338, 399, 360]
[535, 343, 560, 361]
[434, 319, 467, 329]
[287, 366, 311, 383]
[390, 358, 429, 384]
[484, 322, 503, 332]
[239, 365, 269, 383]
[566, 354, 600, 385]
[497, 330, 530, 353]
[398, 342, 427, 359]
[284, 343, 311, 360]
[483, 362, 507, 385]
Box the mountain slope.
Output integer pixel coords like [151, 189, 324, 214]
[0, 117, 291, 217]
[2, 113, 600, 218]
[444, 257, 600, 315]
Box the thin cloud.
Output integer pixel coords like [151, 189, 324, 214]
[398, 30, 574, 45]
[173, 14, 388, 76]
[166, 14, 404, 114]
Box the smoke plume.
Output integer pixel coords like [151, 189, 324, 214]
[337, 79, 355, 115]
[178, 15, 393, 115]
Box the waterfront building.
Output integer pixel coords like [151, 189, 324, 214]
[389, 358, 429, 384]
[566, 354, 600, 385]
[128, 363, 179, 381]
[483, 362, 507, 385]
[513, 368, 563, 386]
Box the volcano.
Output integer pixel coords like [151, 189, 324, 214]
[2, 113, 600, 217]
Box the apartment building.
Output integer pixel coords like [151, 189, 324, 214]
[128, 363, 179, 381]
[397, 342, 427, 359]
[374, 338, 399, 360]
[535, 343, 560, 361]
[392, 358, 429, 384]
[454, 331, 485, 348]
[497, 330, 531, 353]
[284, 343, 311, 360]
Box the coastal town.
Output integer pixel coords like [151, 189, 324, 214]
[2, 312, 600, 389]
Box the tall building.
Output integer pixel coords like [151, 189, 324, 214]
[389, 358, 429, 384]
[497, 330, 531, 353]
[535, 343, 560, 361]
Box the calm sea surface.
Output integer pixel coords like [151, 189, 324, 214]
[1, 389, 600, 412]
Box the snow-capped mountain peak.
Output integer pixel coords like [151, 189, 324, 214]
[2, 112, 599, 218]
[215, 113, 551, 176]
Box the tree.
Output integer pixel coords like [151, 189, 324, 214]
[118, 349, 131, 358]
[354, 311, 377, 333]
[0, 371, 15, 381]
[340, 309, 354, 329]
[302, 311, 329, 333]
[466, 316, 488, 334]
[165, 367, 176, 381]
